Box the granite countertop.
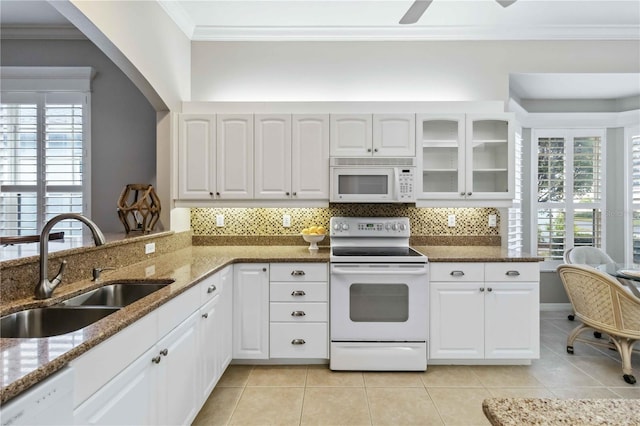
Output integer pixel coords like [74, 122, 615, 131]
[0, 244, 537, 404]
[482, 397, 640, 425]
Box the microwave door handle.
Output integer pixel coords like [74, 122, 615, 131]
[394, 168, 400, 198]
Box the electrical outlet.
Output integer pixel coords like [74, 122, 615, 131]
[283, 214, 291, 228]
[216, 214, 225, 227]
[448, 214, 456, 227]
[145, 265, 155, 277]
[488, 214, 497, 228]
[145, 242, 155, 254]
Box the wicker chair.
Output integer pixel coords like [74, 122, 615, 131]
[563, 247, 614, 322]
[557, 264, 640, 384]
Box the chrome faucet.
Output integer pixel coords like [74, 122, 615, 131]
[35, 213, 106, 300]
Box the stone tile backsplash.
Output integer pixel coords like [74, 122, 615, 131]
[191, 206, 500, 237]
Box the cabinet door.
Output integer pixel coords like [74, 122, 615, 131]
[330, 114, 372, 157]
[74, 346, 156, 425]
[416, 114, 466, 200]
[484, 282, 540, 359]
[155, 311, 200, 426]
[216, 114, 254, 199]
[373, 114, 415, 157]
[429, 282, 484, 359]
[233, 264, 270, 359]
[199, 294, 220, 403]
[218, 266, 234, 370]
[255, 114, 292, 199]
[292, 114, 329, 199]
[465, 114, 514, 200]
[178, 115, 216, 200]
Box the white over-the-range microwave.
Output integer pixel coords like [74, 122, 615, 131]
[329, 157, 416, 203]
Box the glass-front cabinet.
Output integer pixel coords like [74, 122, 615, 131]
[416, 113, 514, 204]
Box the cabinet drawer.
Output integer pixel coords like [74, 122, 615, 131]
[484, 262, 539, 282]
[270, 323, 328, 358]
[430, 263, 484, 282]
[270, 263, 327, 282]
[199, 274, 220, 305]
[270, 302, 327, 322]
[270, 282, 328, 302]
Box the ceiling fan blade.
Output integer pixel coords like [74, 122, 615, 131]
[496, 0, 517, 7]
[399, 0, 433, 25]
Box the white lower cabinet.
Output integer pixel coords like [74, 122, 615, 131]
[429, 262, 539, 361]
[269, 263, 329, 359]
[72, 269, 233, 426]
[233, 263, 270, 359]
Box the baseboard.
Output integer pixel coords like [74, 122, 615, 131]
[540, 303, 572, 311]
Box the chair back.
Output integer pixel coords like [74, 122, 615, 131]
[565, 246, 614, 265]
[557, 264, 640, 338]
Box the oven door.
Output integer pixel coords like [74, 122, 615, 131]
[330, 263, 428, 341]
[330, 167, 396, 203]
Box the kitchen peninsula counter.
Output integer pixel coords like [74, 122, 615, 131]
[1, 244, 537, 403]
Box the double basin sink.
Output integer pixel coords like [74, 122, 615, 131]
[1, 279, 175, 339]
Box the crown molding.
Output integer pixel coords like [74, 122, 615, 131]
[157, 0, 195, 39]
[0, 26, 86, 40]
[190, 25, 640, 41]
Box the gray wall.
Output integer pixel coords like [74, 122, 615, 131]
[1, 39, 157, 233]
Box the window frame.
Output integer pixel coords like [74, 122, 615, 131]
[1, 67, 92, 237]
[530, 128, 607, 270]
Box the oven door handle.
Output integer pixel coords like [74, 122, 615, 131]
[331, 265, 427, 275]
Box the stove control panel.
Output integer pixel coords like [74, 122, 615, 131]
[330, 217, 410, 237]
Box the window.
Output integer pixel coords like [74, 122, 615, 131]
[0, 67, 92, 241]
[532, 129, 605, 267]
[628, 126, 640, 263]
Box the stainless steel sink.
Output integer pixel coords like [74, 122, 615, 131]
[58, 279, 175, 308]
[0, 307, 120, 338]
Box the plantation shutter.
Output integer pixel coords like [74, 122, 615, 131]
[632, 133, 640, 262]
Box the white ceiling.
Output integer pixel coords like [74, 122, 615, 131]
[1, 1, 638, 100]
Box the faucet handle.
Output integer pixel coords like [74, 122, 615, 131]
[92, 267, 115, 281]
[51, 260, 68, 287]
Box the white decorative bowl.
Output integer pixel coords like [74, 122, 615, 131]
[302, 234, 326, 251]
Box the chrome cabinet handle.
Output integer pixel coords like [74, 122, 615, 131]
[467, 192, 472, 196]
[209, 192, 213, 196]
[202, 313, 209, 319]
[487, 287, 493, 292]
[374, 148, 378, 152]
[506, 270, 520, 276]
[291, 311, 306, 317]
[160, 348, 168, 356]
[263, 267, 267, 272]
[480, 287, 485, 292]
[286, 192, 290, 196]
[152, 356, 161, 364]
[293, 192, 297, 196]
[291, 290, 306, 296]
[367, 148, 372, 152]
[291, 270, 306, 276]
[216, 192, 220, 196]
[291, 339, 306, 345]
[460, 192, 466, 196]
[207, 284, 217, 293]
[450, 270, 465, 276]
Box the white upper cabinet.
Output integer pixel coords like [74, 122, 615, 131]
[216, 114, 254, 199]
[291, 114, 329, 199]
[255, 114, 292, 199]
[330, 114, 372, 156]
[331, 114, 415, 157]
[372, 114, 416, 157]
[178, 115, 216, 200]
[417, 113, 514, 205]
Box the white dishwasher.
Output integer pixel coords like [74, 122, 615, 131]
[1, 367, 73, 426]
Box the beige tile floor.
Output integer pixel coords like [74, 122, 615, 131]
[193, 310, 640, 426]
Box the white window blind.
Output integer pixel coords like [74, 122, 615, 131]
[1, 91, 88, 239]
[631, 131, 640, 263]
[532, 129, 605, 267]
[507, 129, 523, 251]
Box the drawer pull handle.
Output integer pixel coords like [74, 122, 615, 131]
[202, 313, 209, 319]
[480, 287, 485, 292]
[207, 284, 217, 293]
[160, 348, 168, 356]
[152, 356, 161, 364]
[291, 311, 306, 317]
[450, 270, 465, 277]
[487, 287, 493, 292]
[291, 339, 306, 345]
[291, 290, 306, 296]
[506, 270, 520, 276]
[291, 270, 306, 276]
